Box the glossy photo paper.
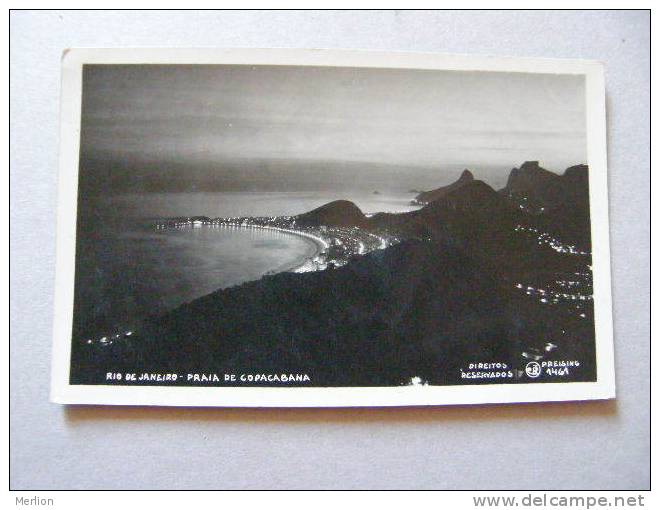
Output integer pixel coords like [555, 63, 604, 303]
[50, 49, 615, 406]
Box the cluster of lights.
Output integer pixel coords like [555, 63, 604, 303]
[85, 330, 133, 347]
[514, 225, 590, 255]
[514, 282, 592, 318]
[408, 376, 429, 386]
[521, 342, 558, 361]
[555, 280, 581, 288]
[155, 215, 401, 275]
[508, 194, 547, 214]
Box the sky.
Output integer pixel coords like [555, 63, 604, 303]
[79, 64, 587, 192]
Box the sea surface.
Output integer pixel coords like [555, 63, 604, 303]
[99, 190, 420, 218]
[73, 191, 419, 340]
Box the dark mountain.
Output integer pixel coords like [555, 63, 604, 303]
[501, 161, 560, 201]
[499, 161, 591, 248]
[372, 179, 515, 238]
[410, 180, 525, 271]
[370, 179, 585, 277]
[420, 178, 516, 221]
[70, 161, 596, 387]
[413, 169, 474, 205]
[71, 237, 595, 386]
[563, 163, 589, 183]
[295, 200, 368, 228]
[499, 161, 590, 210]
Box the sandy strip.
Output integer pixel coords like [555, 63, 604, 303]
[199, 223, 330, 274]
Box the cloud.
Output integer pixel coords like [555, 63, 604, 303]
[80, 64, 587, 189]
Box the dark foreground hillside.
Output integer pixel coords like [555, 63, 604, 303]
[71, 162, 596, 386]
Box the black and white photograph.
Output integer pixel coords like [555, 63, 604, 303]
[11, 10, 651, 494]
[50, 49, 614, 406]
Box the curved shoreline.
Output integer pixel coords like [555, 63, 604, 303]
[80, 224, 326, 348]
[273, 236, 322, 274]
[219, 223, 329, 273]
[243, 224, 330, 252]
[178, 222, 330, 275]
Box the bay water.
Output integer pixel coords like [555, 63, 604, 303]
[73, 191, 418, 340]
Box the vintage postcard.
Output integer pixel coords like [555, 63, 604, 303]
[50, 49, 614, 406]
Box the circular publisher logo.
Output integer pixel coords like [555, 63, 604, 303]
[525, 362, 541, 378]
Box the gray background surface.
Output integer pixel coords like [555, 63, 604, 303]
[10, 10, 650, 490]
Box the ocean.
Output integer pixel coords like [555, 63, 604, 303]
[73, 191, 419, 341]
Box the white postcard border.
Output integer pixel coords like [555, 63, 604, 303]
[50, 48, 615, 407]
